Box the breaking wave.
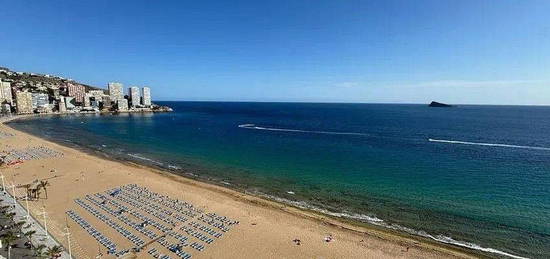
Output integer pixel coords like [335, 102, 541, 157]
[128, 153, 182, 170]
[127, 153, 165, 166]
[238, 124, 369, 136]
[428, 138, 550, 151]
[262, 194, 528, 259]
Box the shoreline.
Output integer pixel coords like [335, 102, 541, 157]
[0, 114, 487, 258]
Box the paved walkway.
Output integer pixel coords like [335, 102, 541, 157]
[0, 189, 71, 258]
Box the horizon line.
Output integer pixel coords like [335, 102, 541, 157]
[152, 100, 550, 107]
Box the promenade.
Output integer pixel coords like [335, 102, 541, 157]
[0, 187, 71, 258]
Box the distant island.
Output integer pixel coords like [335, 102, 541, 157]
[429, 101, 453, 107]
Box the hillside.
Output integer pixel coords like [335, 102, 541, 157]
[0, 66, 104, 93]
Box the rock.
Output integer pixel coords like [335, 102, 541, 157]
[429, 101, 452, 107]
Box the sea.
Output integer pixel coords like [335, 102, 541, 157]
[6, 102, 550, 258]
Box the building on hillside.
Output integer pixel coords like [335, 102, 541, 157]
[67, 83, 86, 104]
[108, 82, 124, 103]
[31, 93, 49, 109]
[117, 98, 128, 111]
[58, 96, 67, 113]
[15, 91, 33, 114]
[141, 87, 151, 106]
[128, 86, 140, 107]
[65, 96, 76, 110]
[87, 90, 105, 107]
[102, 96, 112, 110]
[91, 100, 99, 108]
[88, 90, 105, 101]
[49, 87, 60, 99]
[84, 93, 92, 107]
[0, 80, 13, 105]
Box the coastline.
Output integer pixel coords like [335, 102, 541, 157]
[0, 115, 484, 259]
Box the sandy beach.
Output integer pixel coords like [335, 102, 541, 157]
[0, 116, 481, 259]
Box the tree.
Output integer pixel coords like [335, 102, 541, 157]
[14, 221, 26, 233]
[35, 188, 42, 200]
[34, 244, 47, 257]
[6, 212, 16, 222]
[39, 180, 50, 199]
[24, 230, 36, 248]
[45, 245, 63, 258]
[25, 186, 33, 200]
[0, 206, 10, 214]
[1, 231, 18, 251]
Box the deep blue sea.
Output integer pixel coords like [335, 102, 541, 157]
[7, 102, 550, 258]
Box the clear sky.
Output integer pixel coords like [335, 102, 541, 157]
[1, 0, 550, 104]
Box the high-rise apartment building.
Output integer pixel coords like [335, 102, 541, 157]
[31, 93, 49, 109]
[83, 90, 105, 107]
[117, 98, 129, 111]
[108, 82, 124, 103]
[0, 80, 13, 105]
[67, 83, 86, 103]
[129, 86, 140, 107]
[88, 90, 105, 101]
[15, 91, 33, 114]
[141, 87, 151, 106]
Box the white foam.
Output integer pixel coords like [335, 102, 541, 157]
[428, 138, 550, 151]
[260, 193, 528, 259]
[238, 124, 368, 136]
[430, 235, 529, 259]
[127, 153, 164, 166]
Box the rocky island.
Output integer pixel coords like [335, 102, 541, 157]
[429, 101, 453, 107]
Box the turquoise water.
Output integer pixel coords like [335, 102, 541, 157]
[7, 102, 550, 258]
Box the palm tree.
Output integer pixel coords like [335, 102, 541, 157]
[45, 245, 63, 258]
[34, 188, 42, 200]
[39, 180, 50, 199]
[1, 231, 18, 251]
[25, 186, 33, 200]
[24, 230, 36, 248]
[6, 212, 16, 222]
[0, 205, 10, 212]
[14, 221, 26, 234]
[34, 244, 47, 257]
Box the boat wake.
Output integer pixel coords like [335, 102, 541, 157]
[238, 124, 369, 136]
[428, 138, 550, 151]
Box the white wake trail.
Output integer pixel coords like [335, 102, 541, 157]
[428, 138, 550, 151]
[238, 124, 368, 136]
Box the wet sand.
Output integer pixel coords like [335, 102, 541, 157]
[0, 116, 481, 259]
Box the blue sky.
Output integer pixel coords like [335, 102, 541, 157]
[1, 0, 550, 104]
